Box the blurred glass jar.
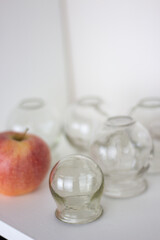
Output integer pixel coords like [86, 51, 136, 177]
[63, 96, 108, 151]
[90, 116, 152, 198]
[130, 97, 160, 173]
[49, 154, 104, 224]
[6, 98, 61, 148]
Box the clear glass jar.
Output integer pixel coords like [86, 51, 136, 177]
[6, 98, 61, 148]
[49, 154, 104, 224]
[130, 97, 160, 173]
[63, 96, 108, 151]
[90, 116, 152, 198]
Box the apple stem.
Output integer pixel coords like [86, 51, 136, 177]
[22, 128, 29, 139]
[12, 128, 29, 141]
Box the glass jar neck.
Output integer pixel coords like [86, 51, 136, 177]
[19, 98, 45, 110]
[138, 97, 160, 108]
[78, 96, 103, 107]
[106, 116, 135, 128]
[77, 96, 108, 116]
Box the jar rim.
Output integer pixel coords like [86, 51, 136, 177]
[54, 154, 100, 167]
[139, 97, 160, 108]
[77, 96, 103, 107]
[19, 98, 45, 110]
[49, 154, 104, 173]
[106, 116, 135, 127]
[76, 96, 108, 116]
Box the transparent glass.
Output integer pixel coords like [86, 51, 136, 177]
[63, 96, 108, 151]
[90, 116, 152, 198]
[49, 154, 104, 224]
[6, 98, 61, 148]
[130, 97, 160, 173]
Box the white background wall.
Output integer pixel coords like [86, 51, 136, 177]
[1, 0, 160, 128]
[65, 0, 160, 115]
[0, 0, 69, 130]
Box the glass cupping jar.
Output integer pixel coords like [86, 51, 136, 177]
[6, 98, 61, 148]
[63, 96, 108, 151]
[130, 97, 160, 173]
[90, 116, 152, 198]
[49, 154, 104, 224]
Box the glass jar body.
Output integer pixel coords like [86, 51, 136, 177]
[130, 98, 160, 173]
[90, 116, 152, 198]
[6, 98, 61, 148]
[49, 154, 104, 224]
[64, 96, 108, 151]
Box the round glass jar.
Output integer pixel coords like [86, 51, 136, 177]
[90, 116, 152, 198]
[63, 96, 108, 151]
[49, 154, 104, 224]
[6, 98, 61, 148]
[130, 97, 160, 173]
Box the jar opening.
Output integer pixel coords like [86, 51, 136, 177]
[107, 116, 135, 127]
[58, 154, 97, 166]
[78, 96, 103, 107]
[19, 98, 45, 110]
[139, 98, 160, 108]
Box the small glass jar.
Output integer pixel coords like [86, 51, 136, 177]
[63, 96, 108, 151]
[49, 154, 104, 224]
[90, 116, 152, 198]
[130, 97, 160, 173]
[6, 98, 61, 148]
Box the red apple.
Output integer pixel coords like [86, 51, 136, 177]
[0, 131, 51, 196]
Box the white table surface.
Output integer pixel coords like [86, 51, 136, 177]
[0, 136, 160, 240]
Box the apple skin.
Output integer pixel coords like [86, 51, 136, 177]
[0, 131, 51, 196]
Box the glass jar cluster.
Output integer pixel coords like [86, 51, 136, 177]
[49, 116, 152, 224]
[6, 96, 159, 224]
